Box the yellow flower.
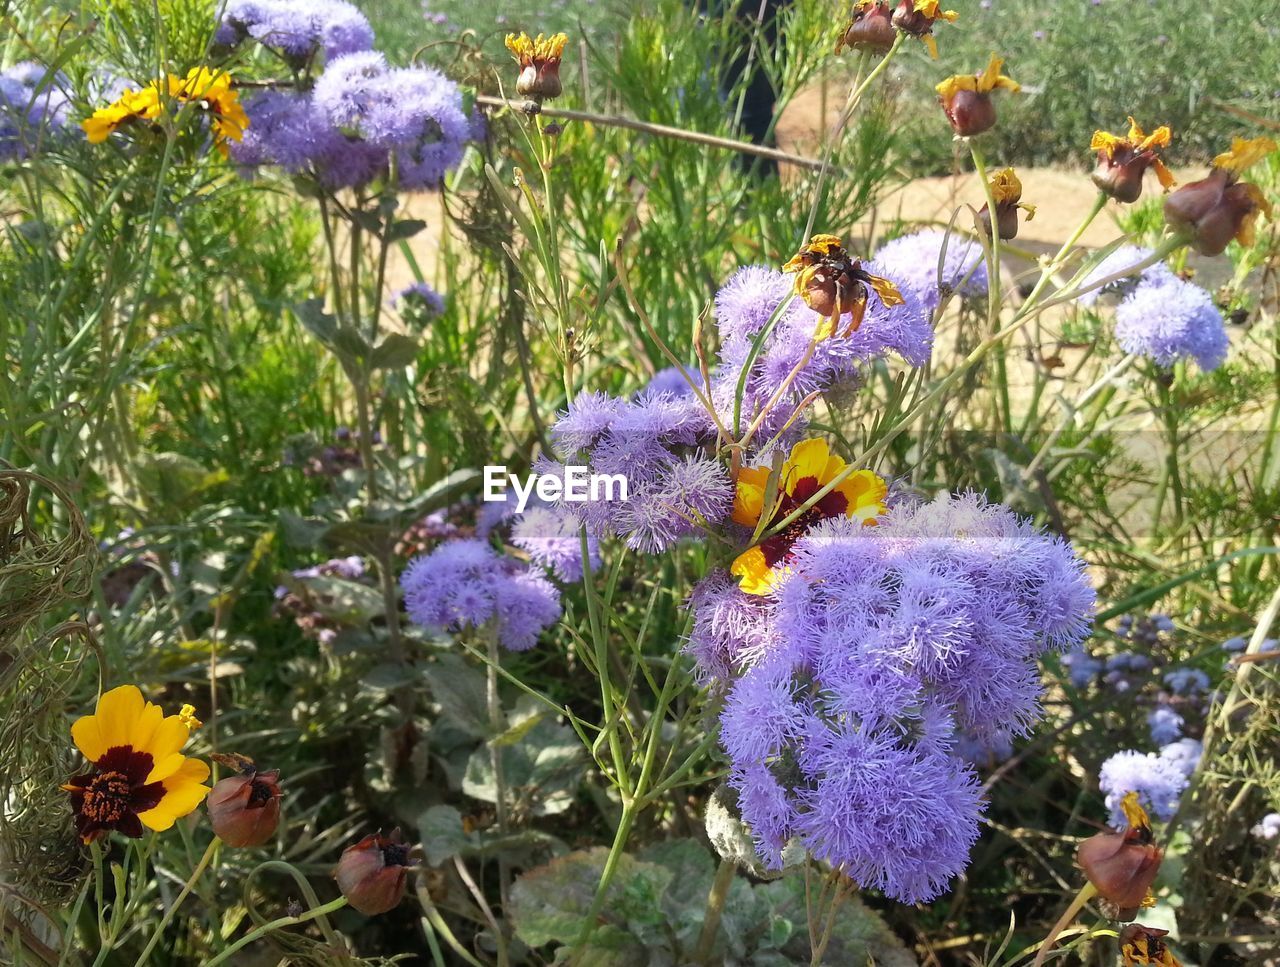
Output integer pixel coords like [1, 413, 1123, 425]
[178, 704, 203, 730]
[980, 167, 1035, 240]
[81, 86, 162, 144]
[1119, 924, 1182, 967]
[1089, 117, 1175, 201]
[935, 53, 1019, 137]
[730, 438, 886, 595]
[1164, 137, 1276, 255]
[63, 685, 210, 842]
[1212, 135, 1278, 174]
[167, 67, 249, 153]
[504, 32, 569, 99]
[782, 234, 904, 339]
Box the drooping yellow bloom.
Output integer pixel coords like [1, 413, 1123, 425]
[81, 86, 162, 143]
[1212, 136, 1278, 174]
[935, 52, 1020, 102]
[1165, 136, 1276, 254]
[730, 438, 886, 595]
[504, 32, 569, 99]
[782, 234, 904, 339]
[893, 0, 960, 59]
[1119, 924, 1182, 967]
[981, 167, 1036, 240]
[63, 685, 210, 841]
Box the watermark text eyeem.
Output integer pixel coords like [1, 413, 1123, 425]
[484, 465, 629, 514]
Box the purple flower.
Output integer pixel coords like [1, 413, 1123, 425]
[1158, 738, 1201, 777]
[641, 366, 700, 398]
[217, 0, 374, 61]
[1163, 667, 1210, 695]
[401, 538, 560, 651]
[1062, 646, 1103, 687]
[1099, 749, 1188, 826]
[1076, 244, 1177, 306]
[684, 573, 777, 683]
[1147, 705, 1184, 745]
[871, 229, 988, 311]
[392, 281, 446, 321]
[1113, 277, 1229, 371]
[510, 505, 599, 583]
[714, 265, 793, 343]
[1251, 812, 1280, 840]
[550, 391, 627, 456]
[0, 62, 72, 160]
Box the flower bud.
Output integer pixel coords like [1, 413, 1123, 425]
[977, 168, 1034, 241]
[1076, 793, 1163, 921]
[943, 90, 996, 137]
[891, 0, 958, 58]
[836, 2, 896, 55]
[1164, 137, 1276, 256]
[207, 767, 281, 848]
[1092, 153, 1149, 204]
[1089, 119, 1176, 204]
[505, 32, 568, 102]
[335, 829, 412, 915]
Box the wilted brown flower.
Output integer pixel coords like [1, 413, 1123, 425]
[978, 167, 1035, 240]
[1076, 792, 1163, 921]
[935, 53, 1019, 138]
[335, 828, 413, 915]
[782, 234, 904, 338]
[836, 1, 896, 55]
[1119, 924, 1182, 966]
[890, 0, 958, 58]
[207, 756, 281, 848]
[1164, 136, 1276, 255]
[1091, 117, 1176, 203]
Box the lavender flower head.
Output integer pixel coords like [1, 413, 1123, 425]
[216, 0, 374, 62]
[1099, 749, 1188, 826]
[1251, 812, 1280, 840]
[0, 62, 72, 160]
[1061, 645, 1103, 688]
[696, 490, 1094, 902]
[1164, 667, 1210, 695]
[1113, 277, 1229, 371]
[511, 505, 600, 583]
[1158, 738, 1202, 778]
[641, 366, 699, 398]
[1147, 705, 1184, 746]
[871, 229, 988, 311]
[392, 281, 446, 322]
[401, 538, 560, 650]
[1076, 244, 1177, 307]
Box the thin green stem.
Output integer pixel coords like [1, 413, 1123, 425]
[693, 858, 737, 964]
[204, 897, 349, 967]
[132, 837, 219, 966]
[1031, 882, 1098, 967]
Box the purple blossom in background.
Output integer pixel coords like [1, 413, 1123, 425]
[216, 0, 374, 62]
[641, 366, 699, 398]
[1251, 812, 1280, 840]
[1099, 749, 1188, 826]
[1158, 738, 1201, 778]
[401, 538, 560, 650]
[0, 62, 72, 160]
[871, 229, 988, 311]
[1222, 635, 1248, 653]
[511, 505, 599, 583]
[1061, 646, 1103, 687]
[1147, 705, 1184, 745]
[392, 281, 446, 321]
[1113, 277, 1229, 371]
[695, 490, 1094, 901]
[1164, 667, 1210, 695]
[1076, 244, 1177, 306]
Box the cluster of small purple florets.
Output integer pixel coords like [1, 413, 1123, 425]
[226, 0, 474, 191]
[1, 62, 72, 160]
[1076, 245, 1229, 371]
[401, 538, 561, 651]
[391, 282, 446, 324]
[869, 229, 989, 313]
[273, 554, 369, 647]
[688, 491, 1095, 903]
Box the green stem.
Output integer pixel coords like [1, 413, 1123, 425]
[414, 882, 487, 967]
[132, 837, 219, 967]
[1031, 881, 1098, 967]
[693, 858, 737, 964]
[204, 897, 349, 967]
[486, 624, 513, 955]
[569, 800, 639, 962]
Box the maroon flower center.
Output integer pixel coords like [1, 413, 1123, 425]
[757, 476, 850, 568]
[81, 770, 133, 825]
[381, 842, 411, 867]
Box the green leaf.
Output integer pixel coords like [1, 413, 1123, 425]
[133, 451, 228, 510]
[276, 573, 385, 623]
[386, 218, 427, 241]
[370, 333, 421, 370]
[418, 804, 474, 866]
[424, 653, 490, 738]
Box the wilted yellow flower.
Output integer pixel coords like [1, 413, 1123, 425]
[782, 234, 904, 338]
[979, 167, 1035, 240]
[1164, 136, 1277, 254]
[935, 53, 1019, 137]
[1090, 117, 1175, 202]
[891, 0, 959, 58]
[504, 32, 569, 100]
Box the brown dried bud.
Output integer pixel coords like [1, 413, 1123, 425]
[943, 90, 996, 137]
[1092, 153, 1149, 204]
[335, 829, 412, 916]
[1076, 793, 1163, 921]
[1119, 923, 1181, 966]
[1164, 137, 1276, 256]
[836, 2, 896, 55]
[207, 767, 281, 848]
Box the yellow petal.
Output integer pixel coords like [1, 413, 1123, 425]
[71, 714, 107, 762]
[730, 546, 781, 596]
[126, 701, 166, 754]
[833, 469, 888, 522]
[1090, 129, 1122, 156]
[1151, 157, 1176, 191]
[924, 34, 939, 59]
[731, 466, 772, 527]
[94, 685, 145, 752]
[136, 758, 211, 831]
[141, 715, 191, 774]
[868, 274, 904, 307]
[1213, 136, 1278, 174]
[935, 73, 974, 100]
[784, 438, 831, 491]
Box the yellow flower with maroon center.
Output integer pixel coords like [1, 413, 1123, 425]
[935, 53, 1019, 137]
[730, 438, 886, 595]
[1119, 924, 1182, 967]
[891, 0, 959, 58]
[504, 32, 569, 100]
[167, 67, 249, 154]
[1164, 136, 1277, 255]
[82, 86, 163, 143]
[1090, 117, 1176, 203]
[782, 234, 904, 339]
[63, 685, 211, 842]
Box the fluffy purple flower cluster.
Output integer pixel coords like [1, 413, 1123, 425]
[232, 51, 471, 191]
[690, 491, 1095, 902]
[510, 505, 602, 583]
[870, 229, 988, 311]
[1099, 748, 1189, 826]
[216, 0, 374, 63]
[1113, 276, 1229, 371]
[1, 62, 71, 160]
[712, 265, 933, 443]
[544, 390, 733, 554]
[1076, 244, 1176, 307]
[401, 538, 561, 651]
[391, 281, 446, 322]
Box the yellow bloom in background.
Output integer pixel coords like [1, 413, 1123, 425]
[63, 685, 210, 842]
[935, 52, 1020, 102]
[1212, 135, 1278, 174]
[81, 86, 162, 143]
[782, 234, 904, 339]
[1164, 136, 1276, 255]
[505, 32, 569, 100]
[730, 438, 886, 595]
